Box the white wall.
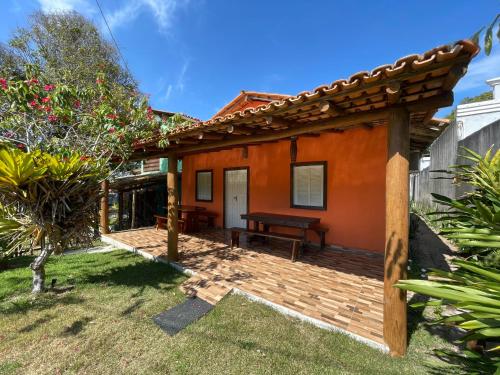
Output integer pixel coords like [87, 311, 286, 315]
[456, 77, 500, 140]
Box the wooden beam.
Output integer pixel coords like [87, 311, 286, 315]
[232, 126, 254, 135]
[404, 91, 453, 112]
[298, 133, 321, 137]
[386, 82, 401, 105]
[442, 63, 468, 91]
[384, 107, 410, 357]
[319, 100, 346, 116]
[99, 180, 110, 234]
[290, 137, 297, 162]
[242, 145, 248, 159]
[264, 116, 296, 129]
[130, 92, 452, 159]
[167, 153, 179, 261]
[174, 109, 391, 155]
[198, 132, 224, 141]
[174, 138, 199, 145]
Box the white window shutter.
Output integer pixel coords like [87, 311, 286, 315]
[197, 171, 212, 200]
[309, 166, 324, 207]
[293, 164, 324, 207]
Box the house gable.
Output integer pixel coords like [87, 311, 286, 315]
[212, 91, 290, 119]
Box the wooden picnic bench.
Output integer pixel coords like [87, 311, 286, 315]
[230, 227, 303, 262]
[197, 211, 218, 228]
[241, 212, 329, 250]
[154, 214, 186, 233]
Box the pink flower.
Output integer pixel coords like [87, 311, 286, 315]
[74, 100, 81, 108]
[42, 97, 50, 103]
[96, 78, 103, 84]
[108, 127, 116, 133]
[0, 78, 7, 90]
[48, 114, 58, 123]
[106, 113, 118, 120]
[44, 84, 55, 91]
[29, 100, 38, 108]
[44, 106, 52, 113]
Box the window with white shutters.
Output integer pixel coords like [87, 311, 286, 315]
[291, 162, 326, 209]
[196, 170, 213, 202]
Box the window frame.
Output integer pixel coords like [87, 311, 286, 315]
[290, 161, 327, 210]
[195, 169, 213, 202]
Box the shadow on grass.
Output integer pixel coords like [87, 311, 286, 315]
[19, 314, 54, 333]
[61, 317, 93, 336]
[0, 294, 85, 315]
[82, 255, 184, 290]
[179, 328, 352, 372]
[0, 256, 34, 271]
[121, 299, 145, 316]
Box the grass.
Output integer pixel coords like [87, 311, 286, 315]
[0, 250, 460, 374]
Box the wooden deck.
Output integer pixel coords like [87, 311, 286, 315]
[103, 228, 385, 349]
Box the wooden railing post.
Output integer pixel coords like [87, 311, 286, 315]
[167, 154, 179, 261]
[99, 179, 110, 235]
[118, 191, 124, 230]
[384, 108, 410, 356]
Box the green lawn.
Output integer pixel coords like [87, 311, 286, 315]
[0, 250, 460, 374]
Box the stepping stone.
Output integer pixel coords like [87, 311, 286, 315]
[152, 297, 213, 335]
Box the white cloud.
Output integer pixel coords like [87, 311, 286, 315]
[106, 0, 189, 32]
[176, 60, 189, 92]
[455, 44, 500, 93]
[37, 0, 90, 13]
[158, 61, 189, 104]
[164, 84, 173, 101]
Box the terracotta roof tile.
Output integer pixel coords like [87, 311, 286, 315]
[134, 40, 478, 155]
[171, 41, 476, 129]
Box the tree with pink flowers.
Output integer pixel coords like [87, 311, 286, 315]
[0, 64, 158, 292]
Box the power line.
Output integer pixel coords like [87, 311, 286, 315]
[94, 0, 132, 78]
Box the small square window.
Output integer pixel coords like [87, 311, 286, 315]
[196, 170, 213, 202]
[291, 162, 327, 210]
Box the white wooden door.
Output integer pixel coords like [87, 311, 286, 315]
[224, 169, 248, 228]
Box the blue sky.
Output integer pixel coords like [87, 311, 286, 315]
[1, 1, 499, 120]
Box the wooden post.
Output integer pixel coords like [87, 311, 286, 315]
[99, 180, 110, 235]
[290, 137, 297, 162]
[118, 191, 124, 230]
[167, 154, 179, 261]
[131, 190, 137, 229]
[384, 108, 410, 356]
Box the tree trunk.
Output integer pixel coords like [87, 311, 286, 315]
[30, 237, 52, 294]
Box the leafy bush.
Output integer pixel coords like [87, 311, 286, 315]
[430, 147, 499, 263]
[0, 147, 104, 292]
[397, 147, 500, 373]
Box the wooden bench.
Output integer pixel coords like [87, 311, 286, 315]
[308, 225, 329, 250]
[154, 215, 167, 230]
[197, 211, 218, 228]
[230, 228, 303, 262]
[154, 215, 185, 233]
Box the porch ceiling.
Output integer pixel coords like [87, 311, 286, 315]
[136, 40, 479, 159]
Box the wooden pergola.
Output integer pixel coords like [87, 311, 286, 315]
[100, 40, 479, 356]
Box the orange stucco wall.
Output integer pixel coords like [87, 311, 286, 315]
[181, 125, 387, 253]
